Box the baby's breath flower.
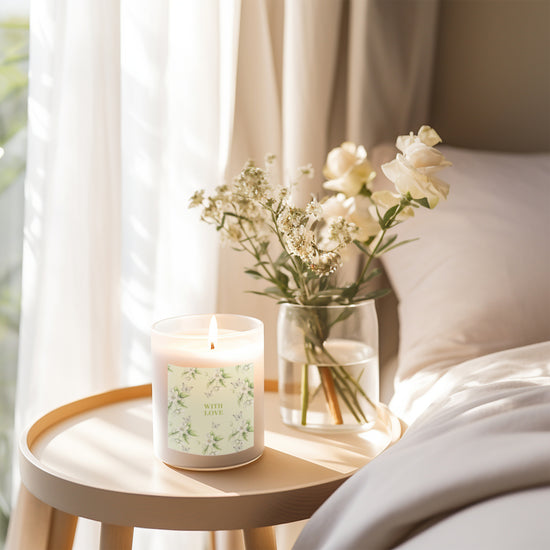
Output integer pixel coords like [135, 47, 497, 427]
[277, 186, 290, 202]
[284, 226, 316, 263]
[305, 197, 322, 220]
[265, 154, 276, 165]
[328, 217, 356, 247]
[298, 163, 315, 179]
[277, 205, 307, 234]
[224, 223, 243, 243]
[189, 190, 205, 208]
[310, 251, 342, 276]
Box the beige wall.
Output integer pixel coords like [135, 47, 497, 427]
[430, 0, 550, 152]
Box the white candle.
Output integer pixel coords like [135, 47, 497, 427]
[151, 314, 264, 470]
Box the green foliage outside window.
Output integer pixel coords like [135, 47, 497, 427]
[0, 16, 28, 548]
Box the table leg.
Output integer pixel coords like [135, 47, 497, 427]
[5, 484, 52, 550]
[99, 523, 134, 550]
[47, 508, 78, 550]
[214, 530, 245, 549]
[5, 484, 78, 550]
[242, 526, 277, 550]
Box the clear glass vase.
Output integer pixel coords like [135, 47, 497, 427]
[277, 301, 379, 432]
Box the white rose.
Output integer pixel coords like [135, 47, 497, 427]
[347, 195, 381, 241]
[383, 126, 451, 208]
[321, 193, 353, 220]
[322, 142, 375, 196]
[404, 142, 451, 173]
[381, 155, 450, 208]
[396, 125, 442, 152]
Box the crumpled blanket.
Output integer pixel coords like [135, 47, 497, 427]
[293, 342, 550, 550]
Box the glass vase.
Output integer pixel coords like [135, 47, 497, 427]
[277, 301, 379, 432]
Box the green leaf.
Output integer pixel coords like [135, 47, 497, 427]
[247, 288, 294, 302]
[274, 250, 291, 266]
[413, 197, 431, 208]
[358, 185, 372, 197]
[0, 19, 29, 30]
[244, 269, 262, 280]
[315, 289, 346, 298]
[362, 267, 382, 283]
[376, 238, 419, 255]
[352, 288, 392, 302]
[306, 295, 335, 306]
[257, 241, 269, 255]
[375, 234, 398, 254]
[275, 270, 289, 287]
[353, 237, 376, 256]
[263, 286, 289, 297]
[381, 205, 399, 227]
[0, 65, 27, 103]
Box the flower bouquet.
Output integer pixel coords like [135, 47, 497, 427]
[190, 126, 451, 428]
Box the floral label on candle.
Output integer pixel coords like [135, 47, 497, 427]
[167, 363, 254, 456]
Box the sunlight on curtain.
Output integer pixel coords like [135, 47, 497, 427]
[16, 2, 122, 545]
[17, 0, 122, 432]
[120, 0, 240, 547]
[120, 0, 241, 390]
[16, 0, 238, 548]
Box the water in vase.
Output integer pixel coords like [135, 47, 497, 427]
[278, 338, 379, 431]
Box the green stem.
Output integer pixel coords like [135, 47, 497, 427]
[321, 344, 376, 419]
[332, 376, 362, 423]
[300, 363, 309, 425]
[332, 367, 369, 423]
[335, 364, 377, 410]
[355, 228, 387, 291]
[269, 210, 311, 303]
[348, 197, 412, 302]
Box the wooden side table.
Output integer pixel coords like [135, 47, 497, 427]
[6, 384, 403, 550]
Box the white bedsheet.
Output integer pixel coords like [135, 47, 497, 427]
[293, 341, 550, 549]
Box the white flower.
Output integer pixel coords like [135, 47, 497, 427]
[309, 251, 342, 276]
[347, 195, 382, 241]
[321, 193, 353, 219]
[404, 142, 450, 174]
[382, 126, 451, 208]
[396, 125, 442, 152]
[305, 196, 323, 219]
[321, 194, 379, 244]
[323, 142, 376, 196]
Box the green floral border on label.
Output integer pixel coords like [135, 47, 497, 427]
[167, 363, 254, 456]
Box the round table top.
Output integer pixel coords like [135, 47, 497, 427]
[20, 384, 403, 531]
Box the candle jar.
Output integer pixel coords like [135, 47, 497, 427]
[151, 314, 264, 470]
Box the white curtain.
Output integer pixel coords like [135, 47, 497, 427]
[13, 0, 438, 548]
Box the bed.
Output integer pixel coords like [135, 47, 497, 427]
[293, 2, 550, 549]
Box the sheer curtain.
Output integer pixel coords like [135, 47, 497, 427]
[12, 0, 438, 548]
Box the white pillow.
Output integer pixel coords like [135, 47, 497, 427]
[372, 145, 550, 381]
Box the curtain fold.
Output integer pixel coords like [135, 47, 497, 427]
[17, 0, 122, 435]
[282, 0, 344, 204]
[346, 0, 440, 148]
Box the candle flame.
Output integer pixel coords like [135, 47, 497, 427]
[208, 315, 218, 350]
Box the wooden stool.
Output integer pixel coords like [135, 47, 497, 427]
[6, 384, 402, 549]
